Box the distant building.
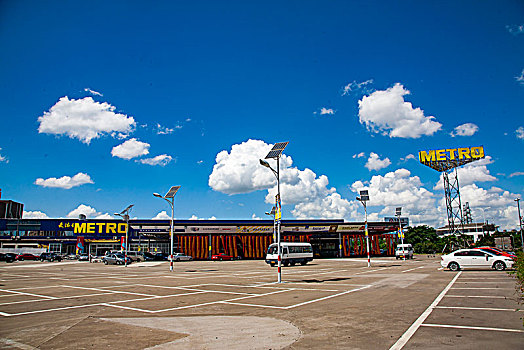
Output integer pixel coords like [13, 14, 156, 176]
[436, 222, 497, 242]
[0, 190, 24, 219]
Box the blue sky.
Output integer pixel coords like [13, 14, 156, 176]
[1, 1, 523, 229]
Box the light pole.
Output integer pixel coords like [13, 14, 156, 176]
[260, 141, 289, 284]
[154, 186, 181, 272]
[515, 198, 524, 251]
[114, 204, 134, 267]
[356, 190, 371, 268]
[396, 207, 405, 261]
[265, 206, 277, 243]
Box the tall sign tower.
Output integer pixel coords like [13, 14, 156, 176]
[419, 146, 485, 235]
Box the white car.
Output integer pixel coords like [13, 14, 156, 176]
[395, 244, 413, 259]
[441, 249, 514, 271]
[172, 253, 192, 261]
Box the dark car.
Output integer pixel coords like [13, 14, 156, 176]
[0, 253, 16, 263]
[39, 252, 62, 262]
[102, 253, 132, 265]
[143, 252, 169, 261]
[15, 253, 39, 261]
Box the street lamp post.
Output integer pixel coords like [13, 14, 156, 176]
[265, 206, 277, 243]
[154, 186, 181, 272]
[260, 141, 289, 284]
[356, 190, 371, 268]
[516, 198, 524, 251]
[396, 207, 405, 261]
[114, 204, 134, 268]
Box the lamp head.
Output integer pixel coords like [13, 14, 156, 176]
[259, 159, 270, 168]
[153, 193, 163, 198]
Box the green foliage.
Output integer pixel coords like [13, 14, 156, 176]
[508, 251, 524, 326]
[404, 225, 445, 254]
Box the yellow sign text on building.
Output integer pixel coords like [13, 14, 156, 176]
[73, 222, 127, 234]
[419, 146, 484, 163]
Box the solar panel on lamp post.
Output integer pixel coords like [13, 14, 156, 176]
[356, 190, 371, 267]
[114, 204, 134, 267]
[154, 186, 181, 272]
[260, 141, 288, 284]
[396, 207, 405, 261]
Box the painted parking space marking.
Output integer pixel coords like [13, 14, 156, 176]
[401, 266, 425, 273]
[445, 295, 508, 299]
[421, 323, 524, 333]
[389, 271, 462, 350]
[0, 289, 58, 300]
[435, 306, 523, 312]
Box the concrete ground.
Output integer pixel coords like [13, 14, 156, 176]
[0, 256, 522, 349]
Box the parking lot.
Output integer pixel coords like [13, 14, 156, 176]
[0, 256, 522, 349]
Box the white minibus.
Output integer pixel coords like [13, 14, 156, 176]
[265, 242, 313, 267]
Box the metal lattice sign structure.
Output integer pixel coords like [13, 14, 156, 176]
[418, 146, 485, 236]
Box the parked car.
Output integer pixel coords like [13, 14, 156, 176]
[441, 249, 514, 271]
[15, 253, 39, 261]
[212, 253, 234, 261]
[102, 253, 132, 265]
[395, 244, 413, 259]
[473, 246, 516, 259]
[78, 254, 90, 261]
[0, 253, 16, 263]
[39, 252, 62, 262]
[172, 253, 192, 261]
[64, 253, 78, 260]
[142, 252, 168, 261]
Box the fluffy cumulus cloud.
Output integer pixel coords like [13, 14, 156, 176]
[434, 156, 497, 189]
[66, 204, 111, 219]
[34, 172, 94, 189]
[358, 83, 442, 138]
[451, 123, 479, 137]
[38, 97, 136, 144]
[516, 127, 524, 140]
[209, 139, 355, 219]
[111, 138, 150, 160]
[351, 168, 439, 225]
[365, 152, 391, 171]
[23, 210, 49, 219]
[153, 211, 171, 220]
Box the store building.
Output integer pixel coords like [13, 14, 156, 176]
[0, 218, 401, 258]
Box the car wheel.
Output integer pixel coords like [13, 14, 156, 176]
[40, 258, 45, 262]
[176, 258, 180, 262]
[448, 262, 460, 271]
[220, 258, 223, 261]
[19, 258, 24, 261]
[493, 261, 506, 271]
[104, 260, 108, 265]
[283, 261, 289, 267]
[300, 261, 307, 266]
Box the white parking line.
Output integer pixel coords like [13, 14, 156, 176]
[435, 306, 523, 312]
[286, 285, 372, 309]
[421, 323, 524, 333]
[451, 287, 513, 290]
[389, 271, 462, 350]
[445, 295, 508, 299]
[401, 266, 425, 273]
[0, 289, 57, 300]
[355, 267, 389, 275]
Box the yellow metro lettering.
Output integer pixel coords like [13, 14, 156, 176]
[74, 223, 87, 234]
[87, 223, 95, 234]
[446, 149, 456, 160]
[419, 150, 435, 162]
[118, 223, 127, 234]
[435, 149, 446, 161]
[96, 223, 105, 233]
[457, 148, 470, 159]
[470, 146, 484, 158]
[107, 223, 117, 234]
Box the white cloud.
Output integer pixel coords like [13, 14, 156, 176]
[111, 138, 150, 160]
[197, 160, 204, 165]
[137, 154, 173, 166]
[365, 152, 391, 171]
[434, 156, 497, 189]
[358, 83, 442, 138]
[23, 210, 49, 219]
[66, 204, 111, 219]
[0, 148, 8, 163]
[153, 211, 171, 220]
[317, 108, 335, 115]
[84, 88, 103, 96]
[342, 79, 374, 96]
[38, 97, 135, 144]
[400, 154, 416, 162]
[507, 24, 524, 35]
[209, 139, 355, 219]
[516, 127, 524, 139]
[251, 213, 262, 220]
[509, 172, 524, 178]
[156, 123, 181, 135]
[189, 215, 217, 220]
[450, 123, 479, 137]
[34, 172, 94, 189]
[352, 152, 365, 159]
[516, 70, 524, 85]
